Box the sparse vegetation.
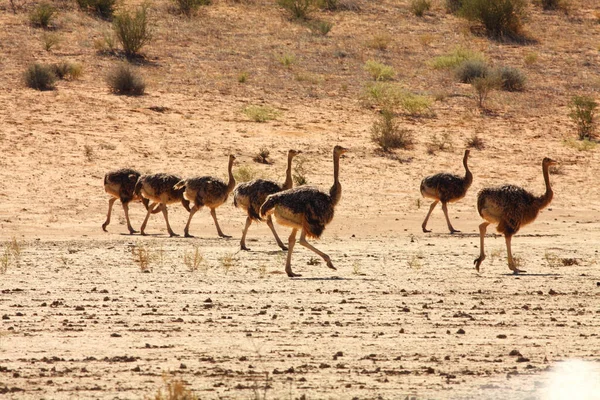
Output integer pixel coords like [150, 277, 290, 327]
[458, 0, 528, 40]
[77, 0, 117, 20]
[152, 378, 198, 400]
[172, 0, 211, 16]
[30, 2, 56, 29]
[539, 0, 568, 11]
[293, 157, 309, 186]
[113, 4, 153, 58]
[455, 59, 489, 83]
[410, 0, 431, 17]
[277, 53, 296, 68]
[524, 52, 538, 66]
[367, 33, 392, 50]
[306, 19, 333, 36]
[52, 62, 83, 80]
[278, 0, 314, 20]
[219, 253, 237, 274]
[362, 82, 432, 116]
[253, 147, 271, 164]
[132, 243, 153, 272]
[0, 238, 22, 274]
[427, 132, 454, 154]
[472, 74, 500, 109]
[568, 95, 597, 140]
[24, 63, 56, 91]
[497, 66, 525, 91]
[234, 165, 261, 183]
[183, 246, 204, 272]
[407, 253, 423, 269]
[399, 93, 433, 117]
[107, 64, 146, 96]
[94, 31, 118, 54]
[371, 110, 414, 152]
[237, 72, 248, 83]
[563, 138, 596, 151]
[430, 47, 485, 69]
[84, 144, 95, 161]
[466, 134, 485, 150]
[41, 33, 60, 51]
[364, 60, 395, 81]
[243, 105, 279, 122]
[445, 0, 463, 13]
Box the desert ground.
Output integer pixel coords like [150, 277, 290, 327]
[1, 0, 600, 398]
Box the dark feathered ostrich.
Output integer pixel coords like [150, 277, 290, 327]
[102, 168, 146, 234]
[135, 173, 191, 237]
[173, 155, 236, 238]
[474, 157, 557, 274]
[420, 149, 473, 233]
[233, 149, 301, 251]
[260, 145, 348, 277]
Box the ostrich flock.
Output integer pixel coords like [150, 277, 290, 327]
[102, 146, 556, 277]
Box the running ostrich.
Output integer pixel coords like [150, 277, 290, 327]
[233, 149, 302, 251]
[420, 149, 472, 233]
[260, 145, 348, 277]
[474, 157, 557, 274]
[135, 173, 191, 237]
[173, 154, 236, 238]
[102, 168, 149, 234]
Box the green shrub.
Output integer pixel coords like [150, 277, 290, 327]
[306, 19, 333, 36]
[278, 0, 314, 20]
[364, 60, 395, 81]
[410, 0, 431, 17]
[106, 64, 146, 95]
[445, 0, 463, 13]
[24, 63, 56, 91]
[430, 47, 485, 69]
[569, 95, 597, 140]
[277, 53, 296, 68]
[172, 0, 211, 16]
[399, 92, 433, 116]
[455, 59, 489, 83]
[371, 110, 414, 151]
[496, 66, 525, 91]
[77, 0, 116, 20]
[459, 0, 528, 40]
[472, 74, 500, 108]
[30, 3, 56, 28]
[52, 62, 83, 80]
[367, 33, 392, 50]
[113, 5, 152, 57]
[243, 105, 279, 122]
[41, 32, 60, 51]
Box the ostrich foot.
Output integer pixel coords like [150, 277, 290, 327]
[473, 258, 483, 272]
[169, 232, 180, 237]
[286, 271, 302, 278]
[102, 224, 108, 232]
[326, 260, 336, 270]
[422, 227, 431, 233]
[278, 245, 288, 251]
[241, 245, 251, 251]
[219, 233, 232, 239]
[450, 229, 461, 234]
[184, 233, 195, 238]
[128, 229, 138, 235]
[512, 268, 526, 275]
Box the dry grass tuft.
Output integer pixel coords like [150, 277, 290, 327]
[132, 243, 153, 272]
[183, 246, 204, 272]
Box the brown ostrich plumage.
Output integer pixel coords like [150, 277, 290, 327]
[420, 149, 473, 233]
[233, 149, 301, 251]
[102, 168, 143, 234]
[135, 173, 191, 237]
[173, 155, 236, 238]
[260, 145, 348, 277]
[474, 157, 557, 274]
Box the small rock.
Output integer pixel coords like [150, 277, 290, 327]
[204, 298, 212, 303]
[509, 350, 522, 357]
[549, 289, 557, 295]
[456, 328, 465, 334]
[516, 356, 530, 363]
[110, 333, 122, 338]
[497, 334, 507, 339]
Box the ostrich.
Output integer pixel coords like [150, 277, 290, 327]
[102, 168, 147, 234]
[420, 149, 473, 234]
[260, 145, 348, 277]
[474, 157, 557, 274]
[173, 154, 236, 238]
[233, 149, 302, 251]
[135, 173, 191, 237]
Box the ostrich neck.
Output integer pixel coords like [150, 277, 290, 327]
[463, 155, 473, 186]
[282, 154, 294, 190]
[226, 158, 236, 194]
[329, 153, 342, 206]
[535, 163, 553, 210]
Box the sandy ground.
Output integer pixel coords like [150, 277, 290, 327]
[2, 0, 600, 398]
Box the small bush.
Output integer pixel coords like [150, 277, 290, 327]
[410, 0, 431, 17]
[445, 0, 463, 13]
[153, 378, 199, 400]
[77, 0, 117, 20]
[243, 105, 279, 122]
[106, 64, 146, 95]
[24, 63, 56, 91]
[427, 132, 453, 154]
[318, 0, 360, 11]
[371, 110, 414, 152]
[364, 60, 395, 81]
[278, 0, 314, 20]
[496, 66, 525, 91]
[306, 19, 333, 36]
[30, 3, 56, 28]
[94, 31, 117, 54]
[540, 0, 567, 11]
[455, 59, 489, 83]
[172, 0, 211, 16]
[234, 165, 261, 183]
[466, 134, 485, 149]
[430, 47, 485, 69]
[277, 53, 296, 68]
[563, 138, 596, 151]
[459, 0, 528, 40]
[293, 157, 308, 186]
[238, 72, 248, 83]
[569, 95, 597, 140]
[399, 93, 433, 116]
[113, 5, 152, 58]
[53, 62, 83, 80]
[183, 246, 204, 272]
[367, 33, 392, 50]
[472, 74, 500, 108]
[253, 147, 271, 164]
[41, 32, 60, 51]
[524, 52, 538, 66]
